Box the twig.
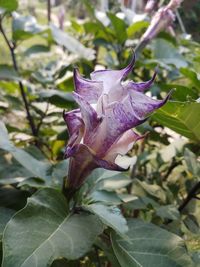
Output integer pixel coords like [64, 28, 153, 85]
[175, 10, 187, 34]
[94, 246, 102, 267]
[0, 21, 38, 139]
[36, 102, 49, 135]
[178, 181, 200, 212]
[47, 0, 51, 24]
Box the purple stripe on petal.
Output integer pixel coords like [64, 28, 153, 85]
[66, 144, 126, 190]
[63, 109, 83, 136]
[86, 99, 147, 157]
[73, 92, 101, 140]
[124, 71, 157, 92]
[129, 89, 173, 120]
[74, 69, 103, 104]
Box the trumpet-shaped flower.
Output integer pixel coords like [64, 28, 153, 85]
[64, 55, 171, 191]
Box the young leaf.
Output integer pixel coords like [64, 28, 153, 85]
[107, 13, 127, 44]
[111, 219, 194, 267]
[2, 188, 103, 267]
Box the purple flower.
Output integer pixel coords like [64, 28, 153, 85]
[64, 55, 171, 191]
[141, 6, 175, 43]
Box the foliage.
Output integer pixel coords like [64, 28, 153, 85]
[0, 0, 200, 266]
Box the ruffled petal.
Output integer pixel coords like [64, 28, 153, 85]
[129, 89, 173, 120]
[73, 92, 101, 139]
[124, 71, 157, 92]
[63, 109, 82, 136]
[63, 109, 84, 148]
[104, 129, 145, 161]
[66, 144, 126, 190]
[74, 69, 103, 104]
[90, 54, 135, 94]
[87, 90, 172, 156]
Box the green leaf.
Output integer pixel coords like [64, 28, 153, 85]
[132, 179, 166, 203]
[38, 89, 74, 107]
[12, 14, 47, 41]
[152, 39, 188, 68]
[180, 68, 200, 91]
[0, 65, 20, 81]
[89, 190, 121, 205]
[107, 13, 127, 44]
[0, 122, 52, 179]
[156, 205, 180, 220]
[51, 25, 95, 60]
[153, 101, 200, 142]
[184, 148, 200, 177]
[0, 207, 15, 241]
[2, 188, 103, 267]
[127, 21, 149, 38]
[85, 204, 128, 235]
[0, 0, 18, 12]
[24, 45, 50, 57]
[111, 219, 194, 267]
[159, 84, 198, 102]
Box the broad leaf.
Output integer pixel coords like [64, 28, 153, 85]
[12, 13, 47, 41]
[0, 65, 20, 81]
[0, 122, 52, 179]
[152, 39, 188, 68]
[0, 207, 15, 241]
[107, 13, 127, 44]
[180, 68, 200, 91]
[155, 205, 180, 221]
[127, 21, 149, 38]
[85, 204, 128, 235]
[2, 188, 103, 267]
[153, 101, 200, 142]
[111, 219, 194, 267]
[184, 148, 200, 177]
[51, 25, 95, 60]
[38, 89, 74, 107]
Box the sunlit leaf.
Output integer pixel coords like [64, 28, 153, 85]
[127, 21, 149, 38]
[153, 101, 200, 142]
[51, 25, 95, 60]
[12, 13, 48, 41]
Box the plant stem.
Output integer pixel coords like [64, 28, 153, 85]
[178, 181, 200, 212]
[0, 22, 38, 138]
[94, 246, 101, 267]
[47, 0, 51, 24]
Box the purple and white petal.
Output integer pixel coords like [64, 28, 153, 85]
[73, 92, 102, 143]
[124, 71, 157, 92]
[104, 129, 144, 161]
[66, 144, 125, 190]
[129, 89, 173, 120]
[90, 54, 135, 94]
[74, 69, 103, 104]
[63, 109, 83, 136]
